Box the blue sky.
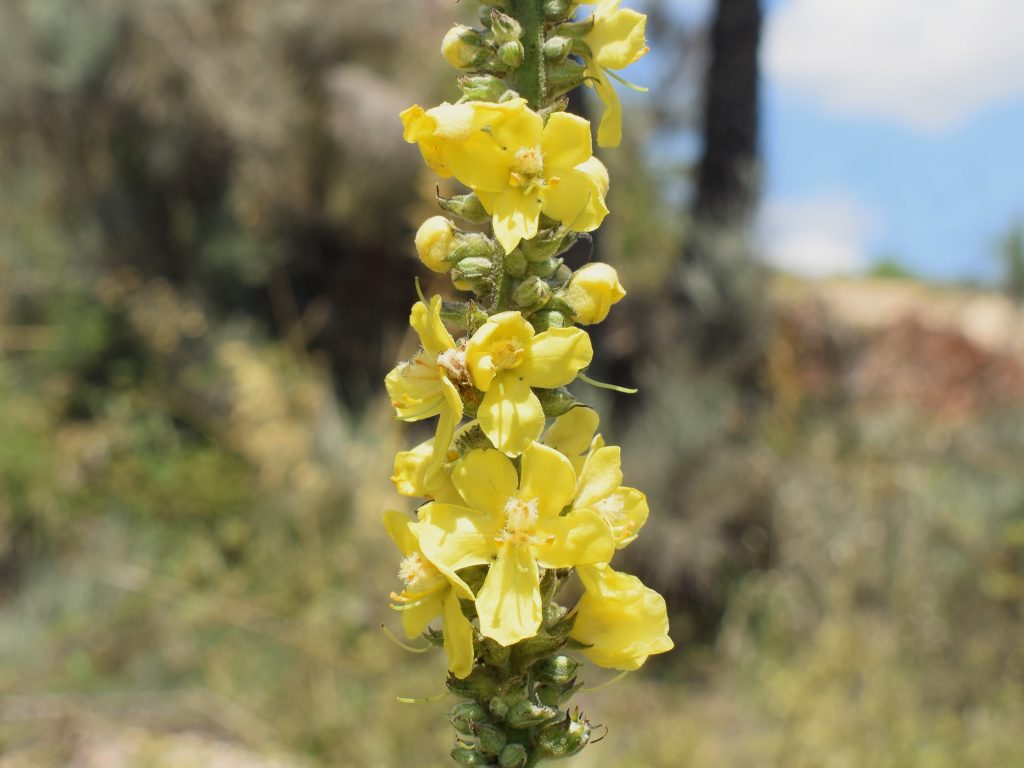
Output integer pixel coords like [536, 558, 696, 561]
[645, 0, 1024, 281]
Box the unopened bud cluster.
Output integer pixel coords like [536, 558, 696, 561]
[386, 1, 667, 765]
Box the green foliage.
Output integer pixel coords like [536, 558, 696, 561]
[870, 254, 917, 280]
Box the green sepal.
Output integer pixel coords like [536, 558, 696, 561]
[535, 387, 578, 418]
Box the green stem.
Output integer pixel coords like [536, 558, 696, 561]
[511, 0, 546, 110]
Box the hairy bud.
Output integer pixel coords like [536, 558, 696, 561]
[543, 36, 572, 62]
[442, 26, 486, 70]
[512, 276, 551, 308]
[565, 262, 626, 324]
[439, 191, 491, 224]
[490, 10, 523, 43]
[415, 216, 457, 272]
[497, 40, 525, 69]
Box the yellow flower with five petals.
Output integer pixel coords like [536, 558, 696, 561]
[571, 563, 672, 670]
[581, 0, 650, 148]
[465, 311, 592, 457]
[402, 99, 610, 253]
[414, 443, 615, 646]
[383, 510, 475, 678]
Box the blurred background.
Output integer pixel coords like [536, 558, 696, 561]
[2, 0, 1023, 765]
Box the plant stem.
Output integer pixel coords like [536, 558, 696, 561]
[511, 0, 546, 110]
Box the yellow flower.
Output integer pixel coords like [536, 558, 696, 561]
[414, 443, 615, 646]
[385, 296, 471, 479]
[565, 262, 626, 325]
[401, 100, 610, 253]
[392, 436, 463, 504]
[383, 510, 475, 678]
[465, 311, 592, 457]
[572, 440, 648, 548]
[571, 564, 672, 670]
[581, 0, 650, 148]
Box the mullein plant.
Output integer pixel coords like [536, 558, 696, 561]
[385, 1, 669, 765]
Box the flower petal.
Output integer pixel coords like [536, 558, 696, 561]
[571, 564, 673, 671]
[401, 591, 445, 639]
[518, 442, 576, 518]
[588, 68, 623, 149]
[477, 374, 546, 457]
[385, 351, 444, 421]
[519, 327, 594, 390]
[492, 188, 542, 254]
[443, 590, 476, 679]
[540, 112, 593, 175]
[542, 407, 600, 471]
[451, 448, 519, 519]
[392, 438, 462, 504]
[410, 296, 455, 358]
[588, 7, 649, 71]
[428, 377, 464, 479]
[575, 445, 623, 509]
[535, 509, 614, 568]
[540, 158, 610, 232]
[476, 544, 542, 646]
[414, 503, 496, 599]
[383, 509, 418, 557]
[609, 487, 649, 549]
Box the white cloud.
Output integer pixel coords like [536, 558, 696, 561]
[758, 194, 878, 278]
[765, 0, 1024, 131]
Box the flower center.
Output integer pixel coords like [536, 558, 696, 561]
[398, 552, 442, 591]
[509, 146, 544, 190]
[438, 347, 470, 383]
[489, 339, 525, 372]
[594, 494, 632, 537]
[501, 496, 540, 545]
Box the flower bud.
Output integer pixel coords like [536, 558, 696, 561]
[552, 264, 573, 284]
[497, 40, 524, 69]
[537, 709, 591, 759]
[506, 700, 560, 729]
[488, 696, 510, 721]
[448, 668, 501, 702]
[535, 387, 577, 417]
[498, 744, 528, 768]
[415, 216, 457, 272]
[565, 263, 626, 324]
[546, 59, 586, 98]
[520, 230, 568, 262]
[504, 249, 527, 277]
[543, 0, 577, 22]
[490, 10, 523, 43]
[476, 723, 508, 756]
[543, 36, 572, 62]
[526, 257, 561, 278]
[512, 276, 551, 308]
[534, 654, 581, 685]
[452, 745, 496, 768]
[439, 191, 491, 224]
[442, 25, 486, 70]
[529, 309, 567, 332]
[456, 256, 495, 280]
[441, 300, 489, 331]
[451, 701, 493, 737]
[459, 74, 509, 102]
[456, 231, 500, 258]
